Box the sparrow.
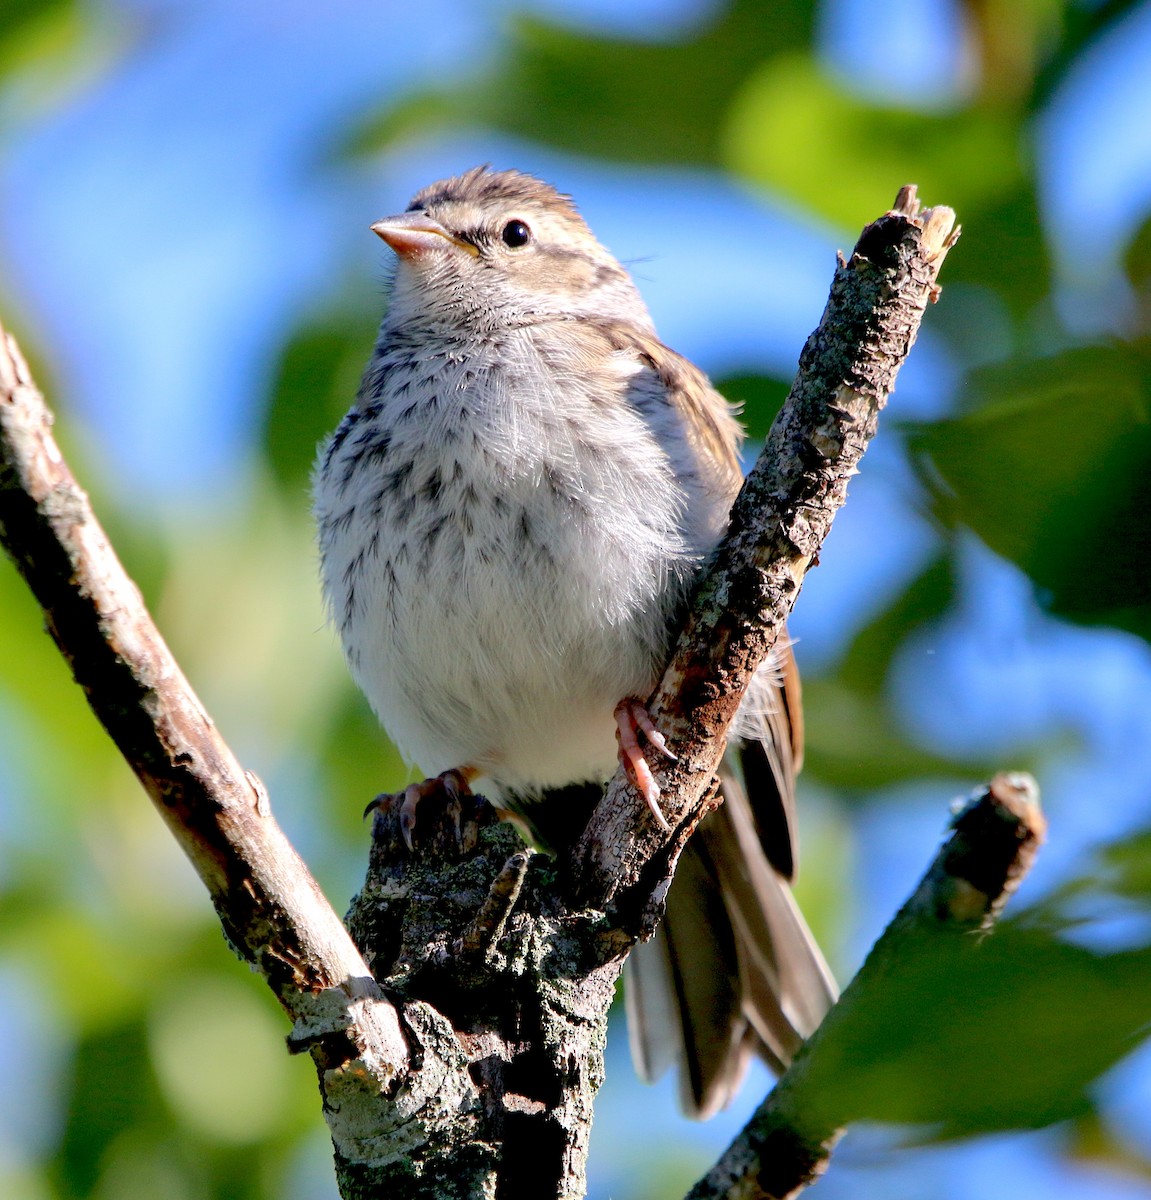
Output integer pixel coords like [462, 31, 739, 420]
[313, 166, 837, 1116]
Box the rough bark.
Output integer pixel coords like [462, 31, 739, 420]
[0, 188, 965, 1199]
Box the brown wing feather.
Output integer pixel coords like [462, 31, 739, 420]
[738, 639, 804, 880]
[593, 320, 745, 495]
[617, 333, 835, 1114]
[626, 764, 837, 1116]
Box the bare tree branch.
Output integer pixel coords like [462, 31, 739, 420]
[0, 321, 411, 1164]
[572, 190, 960, 927]
[687, 772, 1046, 1200]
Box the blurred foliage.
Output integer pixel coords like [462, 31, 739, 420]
[905, 344, 1151, 640]
[725, 53, 1023, 224]
[263, 300, 380, 492]
[0, 0, 73, 66]
[807, 922, 1151, 1134]
[3, 1, 1151, 1199]
[350, 0, 815, 166]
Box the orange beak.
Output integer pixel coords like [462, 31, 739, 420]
[370, 213, 479, 258]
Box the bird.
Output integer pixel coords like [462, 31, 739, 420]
[313, 166, 837, 1117]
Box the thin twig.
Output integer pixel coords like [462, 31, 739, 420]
[687, 772, 1045, 1200]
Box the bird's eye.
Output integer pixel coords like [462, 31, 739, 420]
[501, 219, 532, 248]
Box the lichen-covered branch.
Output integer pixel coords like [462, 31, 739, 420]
[687, 772, 1045, 1200]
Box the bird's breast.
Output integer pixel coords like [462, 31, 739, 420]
[314, 335, 705, 791]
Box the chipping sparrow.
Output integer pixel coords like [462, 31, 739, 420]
[313, 167, 836, 1116]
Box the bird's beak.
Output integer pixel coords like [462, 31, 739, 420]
[370, 213, 479, 259]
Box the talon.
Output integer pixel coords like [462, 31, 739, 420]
[399, 787, 420, 851]
[632, 708, 678, 762]
[615, 699, 673, 831]
[442, 768, 467, 803]
[441, 768, 471, 838]
[372, 766, 479, 851]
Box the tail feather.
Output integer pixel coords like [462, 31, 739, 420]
[625, 757, 837, 1117]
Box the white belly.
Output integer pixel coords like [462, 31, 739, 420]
[346, 481, 673, 793]
[315, 359, 703, 798]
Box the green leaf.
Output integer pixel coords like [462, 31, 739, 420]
[0, 0, 71, 60]
[715, 371, 790, 440]
[905, 343, 1151, 640]
[1095, 828, 1151, 905]
[806, 923, 1151, 1135]
[56, 1022, 165, 1197]
[723, 54, 1022, 224]
[802, 677, 1006, 791]
[349, 0, 814, 167]
[1033, 0, 1148, 107]
[836, 555, 957, 697]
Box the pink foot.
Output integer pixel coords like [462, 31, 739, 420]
[614, 699, 678, 831]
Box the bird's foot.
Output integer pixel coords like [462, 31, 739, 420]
[366, 766, 481, 852]
[614, 698, 678, 831]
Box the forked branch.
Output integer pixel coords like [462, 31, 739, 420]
[0, 188, 965, 1199]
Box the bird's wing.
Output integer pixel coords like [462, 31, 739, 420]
[592, 320, 745, 495]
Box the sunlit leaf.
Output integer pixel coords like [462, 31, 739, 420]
[350, 0, 813, 166]
[149, 976, 294, 1144]
[723, 54, 1022, 224]
[958, 0, 1064, 107]
[0, 0, 72, 62]
[0, 0, 124, 119]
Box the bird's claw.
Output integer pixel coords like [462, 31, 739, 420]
[366, 767, 477, 852]
[615, 699, 675, 831]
